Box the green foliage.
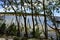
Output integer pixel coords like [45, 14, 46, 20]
[21, 27, 24, 32]
[35, 27, 42, 38]
[49, 36, 54, 40]
[1, 0, 60, 39]
[0, 23, 6, 35]
[13, 37, 20, 40]
[6, 23, 17, 36]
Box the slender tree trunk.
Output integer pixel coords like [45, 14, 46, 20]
[23, 4, 28, 37]
[24, 16, 28, 37]
[3, 1, 8, 40]
[7, 0, 20, 37]
[31, 0, 35, 37]
[43, 0, 48, 39]
[16, 15, 20, 37]
[54, 22, 58, 40]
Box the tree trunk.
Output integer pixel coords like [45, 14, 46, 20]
[24, 16, 28, 37]
[43, 0, 48, 39]
[31, 0, 35, 37]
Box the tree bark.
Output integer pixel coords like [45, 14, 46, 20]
[43, 0, 48, 39]
[31, 0, 35, 37]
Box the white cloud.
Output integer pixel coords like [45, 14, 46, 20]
[0, 8, 4, 12]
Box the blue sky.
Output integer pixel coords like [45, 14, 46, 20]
[0, 0, 60, 16]
[0, 1, 3, 8]
[53, 10, 60, 16]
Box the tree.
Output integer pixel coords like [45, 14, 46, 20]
[0, 0, 60, 39]
[0, 23, 6, 36]
[6, 23, 17, 36]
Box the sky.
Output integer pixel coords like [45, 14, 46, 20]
[0, 0, 60, 16]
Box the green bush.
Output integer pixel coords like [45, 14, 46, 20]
[13, 37, 20, 40]
[0, 23, 6, 35]
[6, 23, 17, 36]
